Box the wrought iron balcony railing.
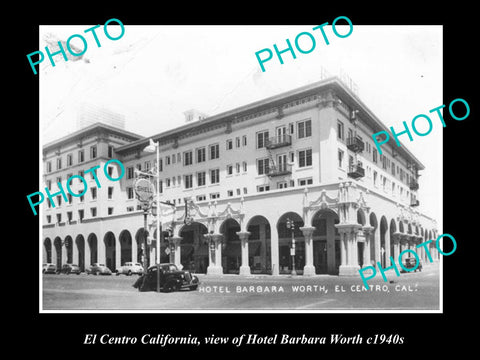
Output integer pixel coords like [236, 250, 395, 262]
[266, 163, 292, 177]
[346, 136, 365, 153]
[265, 134, 292, 149]
[347, 164, 365, 179]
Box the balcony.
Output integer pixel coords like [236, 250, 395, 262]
[409, 179, 419, 190]
[265, 134, 292, 149]
[346, 136, 365, 153]
[410, 200, 420, 207]
[266, 163, 292, 177]
[347, 164, 365, 179]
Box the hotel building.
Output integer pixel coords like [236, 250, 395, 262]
[41, 77, 439, 276]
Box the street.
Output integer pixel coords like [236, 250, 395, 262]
[42, 265, 440, 311]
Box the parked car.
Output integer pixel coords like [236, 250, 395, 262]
[133, 263, 199, 292]
[59, 263, 81, 275]
[400, 257, 423, 273]
[116, 262, 144, 276]
[86, 263, 112, 275]
[43, 263, 57, 274]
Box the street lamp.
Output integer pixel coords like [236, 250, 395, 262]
[143, 139, 161, 292]
[286, 218, 296, 275]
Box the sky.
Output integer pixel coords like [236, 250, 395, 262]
[39, 24, 443, 229]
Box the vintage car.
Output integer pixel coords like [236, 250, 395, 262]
[132, 263, 199, 292]
[86, 263, 112, 275]
[400, 257, 423, 273]
[43, 263, 57, 274]
[116, 262, 144, 276]
[59, 263, 82, 275]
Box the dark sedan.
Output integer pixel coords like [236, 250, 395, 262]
[133, 263, 199, 292]
[59, 264, 82, 275]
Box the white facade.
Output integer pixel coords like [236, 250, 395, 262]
[42, 77, 439, 276]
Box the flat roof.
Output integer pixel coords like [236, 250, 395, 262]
[115, 77, 425, 170]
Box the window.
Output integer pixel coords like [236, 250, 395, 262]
[242, 135, 247, 146]
[257, 158, 270, 175]
[210, 169, 220, 184]
[227, 190, 234, 197]
[236, 188, 241, 195]
[46, 161, 52, 173]
[196, 194, 206, 201]
[56, 158, 62, 170]
[46, 215, 51, 224]
[108, 145, 114, 158]
[90, 207, 97, 217]
[172, 177, 176, 186]
[196, 147, 206, 163]
[56, 213, 62, 223]
[78, 209, 84, 222]
[177, 153, 181, 163]
[298, 178, 313, 186]
[337, 120, 344, 140]
[56, 176, 62, 184]
[257, 130, 269, 149]
[391, 161, 396, 176]
[166, 156, 171, 165]
[338, 149, 344, 168]
[67, 193, 72, 204]
[243, 187, 248, 194]
[78, 150, 84, 163]
[107, 166, 114, 178]
[67, 154, 73, 166]
[226, 139, 233, 150]
[236, 137, 240, 148]
[108, 207, 114, 215]
[289, 122, 294, 135]
[227, 165, 233, 175]
[372, 149, 378, 163]
[144, 161, 151, 171]
[298, 149, 312, 167]
[236, 163, 240, 173]
[297, 119, 312, 138]
[172, 154, 176, 164]
[79, 194, 84, 203]
[242, 161, 247, 172]
[158, 158, 163, 172]
[166, 178, 171, 187]
[108, 187, 113, 199]
[197, 171, 206, 186]
[56, 195, 62, 206]
[184, 151, 193, 166]
[277, 181, 288, 189]
[46, 180, 51, 190]
[91, 187, 97, 200]
[382, 155, 387, 169]
[90, 145, 97, 159]
[209, 144, 219, 160]
[126, 207, 134, 212]
[257, 185, 270, 192]
[210, 192, 220, 200]
[127, 187, 134, 199]
[127, 167, 134, 179]
[373, 171, 378, 186]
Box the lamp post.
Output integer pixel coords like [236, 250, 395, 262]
[286, 218, 296, 275]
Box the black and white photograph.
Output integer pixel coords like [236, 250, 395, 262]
[17, 6, 476, 355]
[38, 24, 443, 313]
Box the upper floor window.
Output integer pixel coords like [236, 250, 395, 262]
[108, 145, 114, 158]
[78, 150, 85, 163]
[210, 169, 220, 184]
[297, 119, 312, 139]
[184, 150, 193, 166]
[196, 147, 206, 163]
[46, 161, 52, 173]
[90, 145, 97, 159]
[242, 135, 247, 146]
[298, 149, 312, 167]
[209, 144, 220, 160]
[257, 130, 269, 149]
[56, 158, 62, 170]
[337, 120, 344, 140]
[184, 174, 193, 189]
[226, 139, 233, 150]
[67, 154, 73, 166]
[257, 158, 270, 175]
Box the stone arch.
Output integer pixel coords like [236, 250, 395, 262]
[179, 222, 209, 273]
[379, 216, 389, 268]
[220, 218, 242, 274]
[75, 234, 85, 271]
[87, 233, 98, 265]
[103, 231, 116, 271]
[311, 208, 340, 274]
[246, 215, 271, 274]
[119, 230, 133, 266]
[357, 208, 367, 226]
[277, 212, 304, 274]
[53, 236, 62, 269]
[64, 235, 73, 264]
[43, 238, 52, 264]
